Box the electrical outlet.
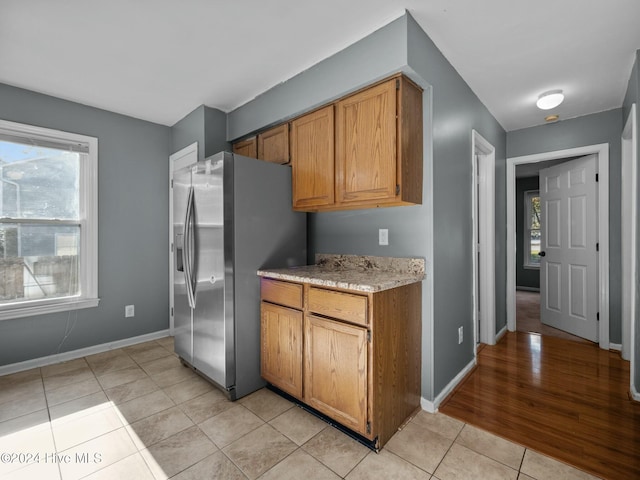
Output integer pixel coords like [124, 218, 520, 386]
[379, 228, 389, 246]
[458, 326, 463, 344]
[125, 305, 135, 318]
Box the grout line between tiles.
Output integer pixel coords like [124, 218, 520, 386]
[40, 369, 66, 480]
[452, 423, 525, 474]
[420, 419, 463, 477]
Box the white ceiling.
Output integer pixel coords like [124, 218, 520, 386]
[2, 1, 639, 131]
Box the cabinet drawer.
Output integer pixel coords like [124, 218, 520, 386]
[308, 287, 368, 325]
[261, 278, 303, 309]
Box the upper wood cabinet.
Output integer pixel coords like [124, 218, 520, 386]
[258, 124, 289, 164]
[334, 75, 422, 210]
[290, 105, 335, 209]
[232, 73, 422, 212]
[232, 136, 257, 158]
[292, 74, 422, 212]
[336, 79, 397, 204]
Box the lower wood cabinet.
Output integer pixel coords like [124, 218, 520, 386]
[260, 277, 421, 450]
[260, 302, 303, 398]
[304, 315, 368, 434]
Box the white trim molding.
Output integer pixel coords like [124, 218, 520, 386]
[0, 330, 171, 377]
[621, 104, 638, 399]
[495, 325, 508, 343]
[0, 119, 99, 321]
[507, 143, 610, 350]
[472, 130, 496, 348]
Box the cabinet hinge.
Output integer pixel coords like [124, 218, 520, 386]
[171, 307, 174, 317]
[367, 330, 372, 343]
[395, 184, 400, 195]
[170, 179, 174, 188]
[171, 243, 174, 253]
[395, 78, 400, 90]
[366, 421, 371, 434]
[597, 312, 600, 321]
[596, 243, 599, 252]
[596, 173, 599, 182]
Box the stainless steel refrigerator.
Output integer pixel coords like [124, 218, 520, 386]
[172, 151, 306, 400]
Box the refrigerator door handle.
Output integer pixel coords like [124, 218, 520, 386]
[183, 186, 196, 309]
[188, 186, 197, 306]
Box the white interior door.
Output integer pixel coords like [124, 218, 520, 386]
[539, 154, 598, 341]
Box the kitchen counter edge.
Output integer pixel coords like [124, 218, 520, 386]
[256, 266, 425, 293]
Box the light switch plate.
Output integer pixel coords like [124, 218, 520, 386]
[379, 229, 389, 246]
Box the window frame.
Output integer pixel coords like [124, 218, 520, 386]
[0, 119, 99, 320]
[523, 189, 541, 269]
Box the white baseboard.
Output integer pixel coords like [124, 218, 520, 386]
[609, 343, 622, 351]
[420, 357, 476, 414]
[495, 325, 507, 343]
[420, 396, 437, 413]
[0, 329, 171, 377]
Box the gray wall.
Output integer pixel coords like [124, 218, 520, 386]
[171, 105, 229, 157]
[516, 177, 540, 290]
[227, 17, 408, 142]
[622, 49, 639, 388]
[507, 109, 623, 343]
[227, 13, 507, 401]
[0, 83, 171, 365]
[405, 16, 507, 396]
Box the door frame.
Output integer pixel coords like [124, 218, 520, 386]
[472, 130, 496, 348]
[506, 143, 609, 349]
[621, 104, 638, 399]
[168, 142, 198, 335]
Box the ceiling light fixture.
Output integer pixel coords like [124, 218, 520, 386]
[536, 89, 564, 110]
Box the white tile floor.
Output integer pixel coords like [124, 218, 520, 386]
[0, 337, 601, 479]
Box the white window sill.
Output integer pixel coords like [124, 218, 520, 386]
[0, 298, 100, 321]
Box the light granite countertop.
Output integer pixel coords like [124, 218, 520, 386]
[257, 254, 425, 293]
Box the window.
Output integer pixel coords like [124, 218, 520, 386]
[524, 190, 541, 268]
[0, 119, 98, 320]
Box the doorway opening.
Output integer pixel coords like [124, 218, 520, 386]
[472, 130, 496, 350]
[506, 144, 610, 349]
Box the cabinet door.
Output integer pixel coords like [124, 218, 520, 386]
[336, 78, 397, 204]
[304, 315, 368, 436]
[261, 302, 303, 398]
[291, 106, 334, 209]
[233, 137, 257, 158]
[258, 124, 289, 164]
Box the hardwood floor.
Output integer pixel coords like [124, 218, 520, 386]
[516, 290, 592, 344]
[440, 332, 640, 480]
